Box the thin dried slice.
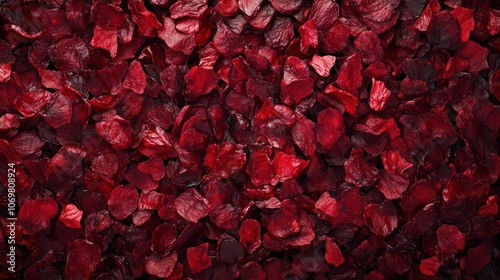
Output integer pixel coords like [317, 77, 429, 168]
[337, 53, 362, 96]
[145, 252, 178, 278]
[325, 238, 344, 267]
[19, 198, 59, 235]
[280, 56, 314, 105]
[344, 149, 378, 188]
[437, 224, 466, 254]
[239, 219, 261, 254]
[316, 108, 344, 149]
[369, 79, 391, 111]
[187, 243, 212, 273]
[309, 54, 335, 77]
[65, 240, 101, 280]
[107, 185, 139, 220]
[363, 201, 399, 237]
[174, 188, 208, 223]
[58, 204, 83, 229]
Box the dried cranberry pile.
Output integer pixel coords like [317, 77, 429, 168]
[0, 0, 500, 279]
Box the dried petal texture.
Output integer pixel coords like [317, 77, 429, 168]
[426, 11, 462, 50]
[241, 262, 266, 280]
[107, 185, 139, 220]
[490, 70, 500, 101]
[11, 131, 45, 159]
[309, 0, 339, 30]
[354, 30, 384, 64]
[419, 256, 440, 276]
[265, 17, 294, 48]
[246, 148, 276, 186]
[322, 18, 350, 53]
[238, 0, 262, 16]
[184, 66, 219, 99]
[291, 118, 316, 156]
[272, 152, 309, 182]
[309, 54, 335, 77]
[174, 188, 208, 223]
[151, 223, 177, 255]
[19, 198, 59, 235]
[488, 9, 500, 36]
[159, 17, 195, 55]
[145, 252, 178, 278]
[95, 115, 134, 150]
[128, 0, 161, 37]
[369, 79, 391, 111]
[478, 195, 499, 217]
[324, 85, 359, 116]
[316, 108, 344, 149]
[363, 201, 399, 237]
[38, 69, 64, 90]
[46, 145, 86, 179]
[437, 224, 466, 254]
[49, 36, 89, 72]
[214, 21, 244, 57]
[249, 4, 275, 30]
[13, 89, 52, 117]
[269, 0, 301, 14]
[299, 20, 318, 54]
[280, 56, 314, 105]
[456, 41, 489, 73]
[239, 219, 261, 254]
[123, 61, 146, 94]
[337, 54, 362, 95]
[381, 151, 413, 175]
[138, 125, 177, 159]
[59, 204, 83, 229]
[0, 63, 10, 82]
[90, 26, 118, 58]
[204, 143, 246, 178]
[345, 149, 378, 188]
[450, 7, 474, 42]
[218, 235, 245, 263]
[267, 200, 300, 238]
[376, 171, 409, 200]
[170, 0, 207, 19]
[138, 157, 165, 181]
[187, 243, 212, 272]
[43, 92, 73, 128]
[65, 240, 101, 280]
[325, 238, 344, 266]
[464, 244, 491, 274]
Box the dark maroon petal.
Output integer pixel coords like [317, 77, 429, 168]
[65, 240, 101, 280]
[426, 11, 462, 50]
